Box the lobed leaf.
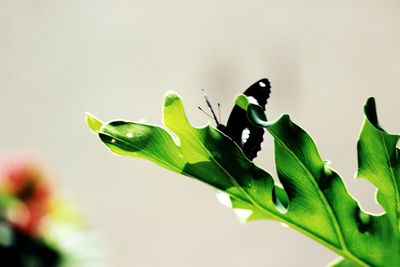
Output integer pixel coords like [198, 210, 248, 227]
[87, 92, 400, 266]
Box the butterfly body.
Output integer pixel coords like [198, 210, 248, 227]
[202, 78, 271, 161]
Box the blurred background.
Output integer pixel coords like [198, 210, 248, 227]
[1, 1, 400, 266]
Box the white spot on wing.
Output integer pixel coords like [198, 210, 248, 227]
[247, 96, 259, 105]
[259, 81, 266, 87]
[241, 127, 250, 145]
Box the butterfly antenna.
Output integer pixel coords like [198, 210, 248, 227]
[197, 106, 214, 120]
[201, 88, 220, 124]
[217, 102, 222, 122]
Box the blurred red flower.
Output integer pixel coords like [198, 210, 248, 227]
[0, 156, 53, 236]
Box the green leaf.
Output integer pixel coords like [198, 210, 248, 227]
[93, 92, 278, 207]
[234, 94, 249, 111]
[85, 113, 103, 134]
[357, 98, 400, 225]
[355, 97, 400, 262]
[88, 92, 399, 266]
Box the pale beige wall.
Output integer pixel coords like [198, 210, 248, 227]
[1, 1, 400, 266]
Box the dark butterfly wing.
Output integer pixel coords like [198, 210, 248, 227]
[218, 78, 271, 160]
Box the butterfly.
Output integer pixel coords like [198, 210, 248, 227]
[199, 78, 271, 160]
